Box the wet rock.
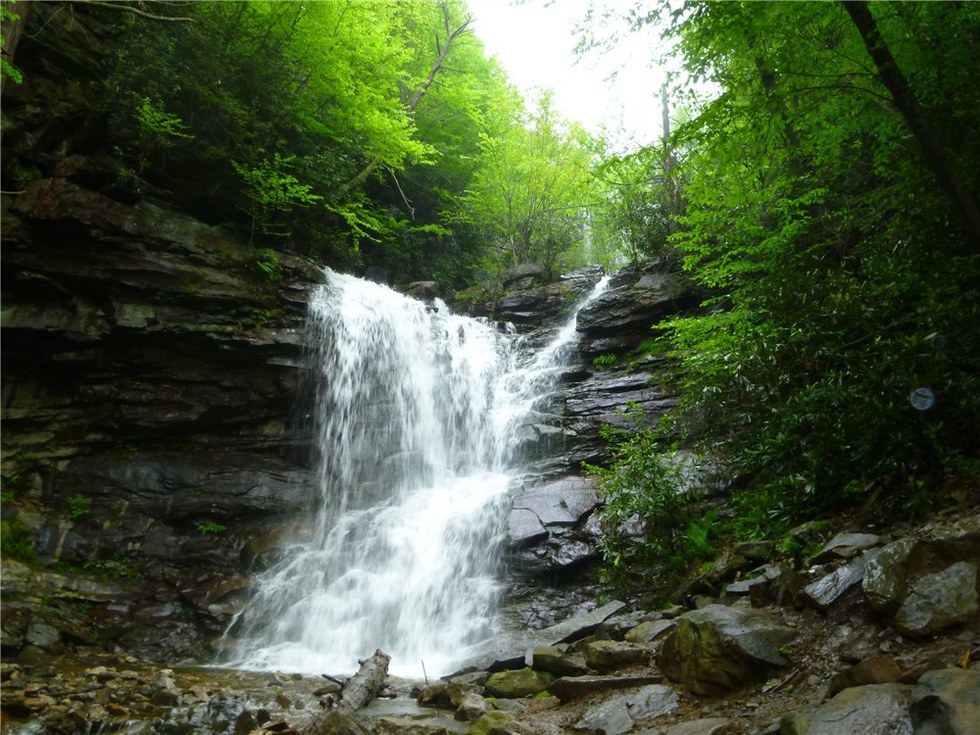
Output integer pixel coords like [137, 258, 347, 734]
[893, 561, 979, 636]
[657, 604, 795, 696]
[780, 683, 913, 735]
[911, 668, 980, 735]
[584, 640, 650, 672]
[507, 509, 547, 548]
[483, 668, 555, 699]
[540, 600, 627, 645]
[550, 675, 664, 703]
[827, 655, 902, 697]
[801, 550, 878, 612]
[577, 269, 695, 337]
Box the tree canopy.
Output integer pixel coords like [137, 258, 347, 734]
[586, 0, 980, 592]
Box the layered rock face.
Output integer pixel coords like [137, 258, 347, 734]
[453, 263, 701, 582]
[1, 3, 322, 659]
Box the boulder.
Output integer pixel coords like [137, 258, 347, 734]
[657, 604, 795, 696]
[893, 561, 979, 636]
[483, 668, 555, 699]
[780, 683, 913, 735]
[911, 668, 980, 735]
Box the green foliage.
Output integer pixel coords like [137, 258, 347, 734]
[1, 520, 36, 562]
[136, 96, 193, 145]
[585, 406, 707, 592]
[592, 353, 618, 369]
[0, 1, 23, 85]
[195, 522, 227, 535]
[232, 154, 322, 241]
[66, 496, 91, 519]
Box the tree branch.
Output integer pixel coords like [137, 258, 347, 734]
[81, 1, 195, 22]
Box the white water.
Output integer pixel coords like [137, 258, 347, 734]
[225, 269, 609, 677]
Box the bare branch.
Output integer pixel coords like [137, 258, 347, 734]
[81, 1, 195, 22]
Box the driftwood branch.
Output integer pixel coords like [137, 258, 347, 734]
[304, 649, 391, 735]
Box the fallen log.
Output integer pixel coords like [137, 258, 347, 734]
[303, 649, 391, 735]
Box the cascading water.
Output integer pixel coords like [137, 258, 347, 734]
[225, 269, 609, 677]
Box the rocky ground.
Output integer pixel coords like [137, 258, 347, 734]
[3, 501, 977, 735]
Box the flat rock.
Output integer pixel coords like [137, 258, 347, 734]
[511, 476, 599, 527]
[780, 683, 913, 735]
[802, 550, 879, 611]
[551, 675, 664, 703]
[537, 600, 627, 645]
[625, 619, 676, 644]
[507, 509, 547, 547]
[809, 532, 881, 564]
[725, 565, 782, 595]
[637, 717, 733, 735]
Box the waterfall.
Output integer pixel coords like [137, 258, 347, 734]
[224, 269, 609, 677]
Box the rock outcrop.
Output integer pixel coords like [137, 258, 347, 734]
[1, 2, 321, 660]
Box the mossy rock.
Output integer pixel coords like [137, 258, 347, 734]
[483, 667, 555, 699]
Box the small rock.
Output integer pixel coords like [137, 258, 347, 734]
[454, 692, 488, 722]
[827, 655, 902, 697]
[732, 540, 774, 561]
[627, 684, 679, 720]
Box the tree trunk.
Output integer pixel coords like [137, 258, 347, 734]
[841, 0, 980, 251]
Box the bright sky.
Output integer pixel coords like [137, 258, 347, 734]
[466, 0, 670, 151]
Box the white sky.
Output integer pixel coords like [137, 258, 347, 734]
[466, 0, 671, 151]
